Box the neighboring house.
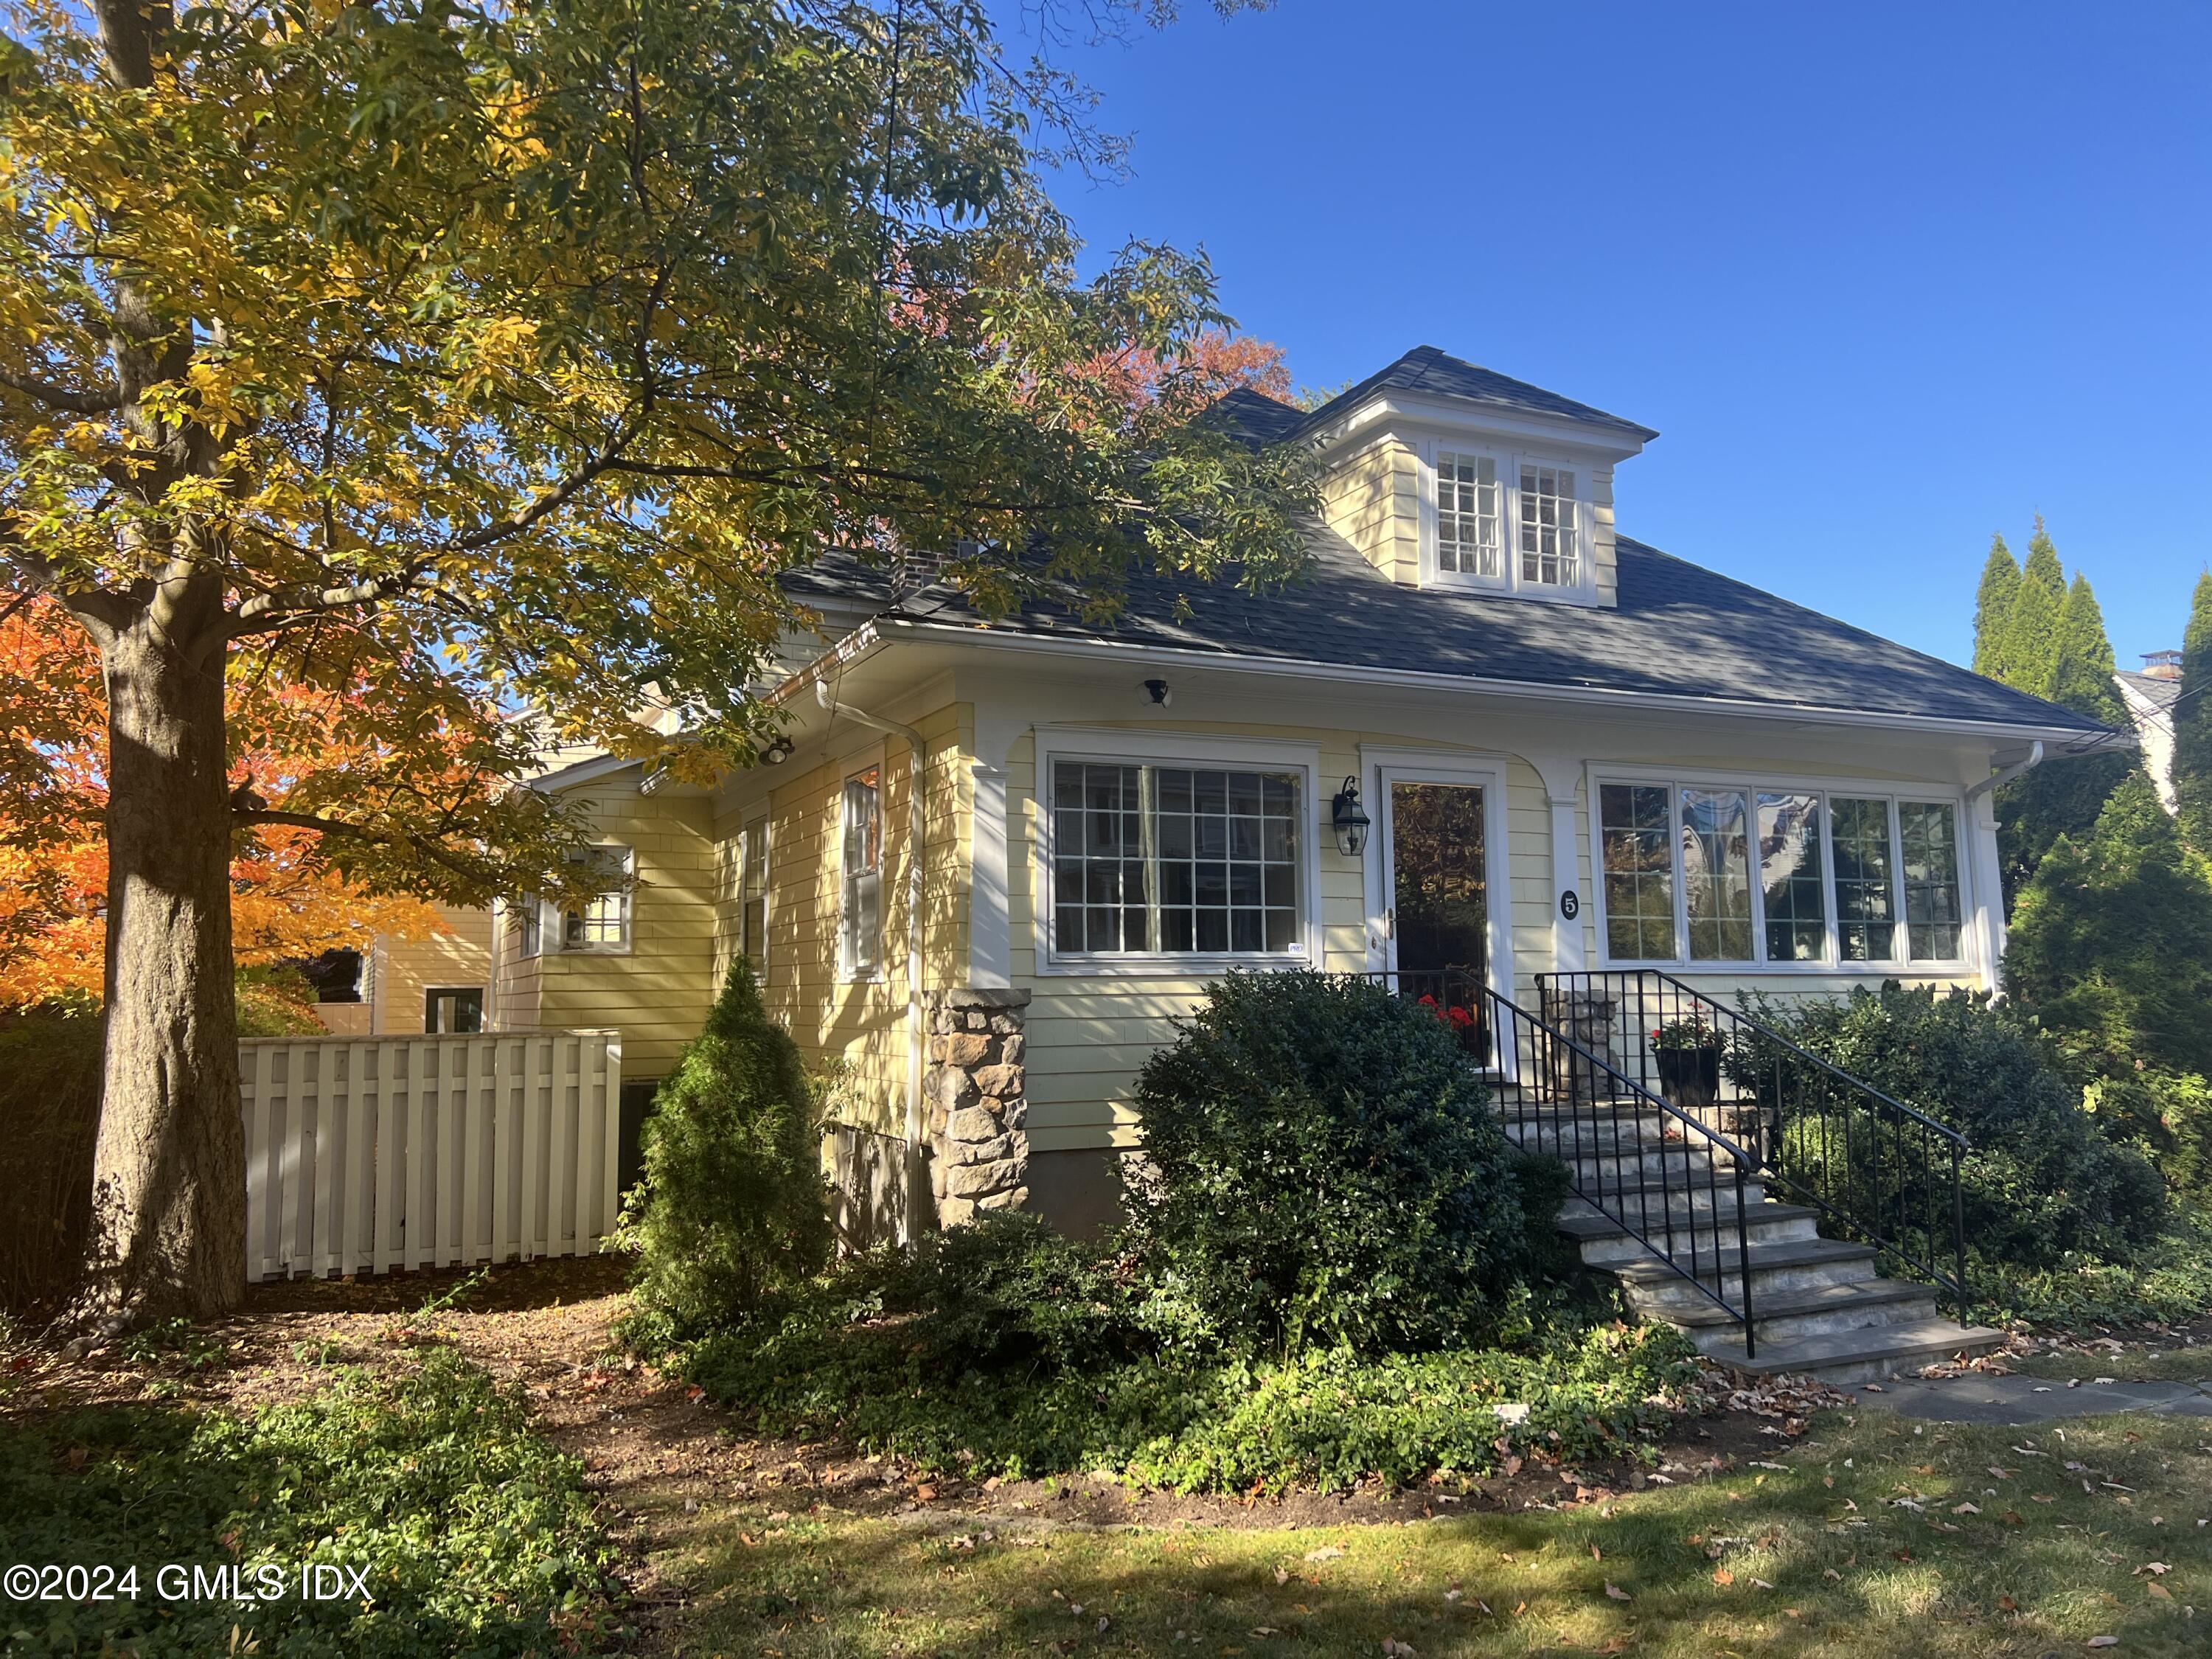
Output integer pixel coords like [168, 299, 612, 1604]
[495, 344, 2118, 1247]
[313, 902, 494, 1037]
[2115, 650, 2183, 813]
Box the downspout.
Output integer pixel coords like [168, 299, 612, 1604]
[816, 680, 928, 1228]
[1964, 740, 2044, 804]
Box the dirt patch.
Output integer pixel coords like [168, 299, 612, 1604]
[3, 1259, 1849, 1648]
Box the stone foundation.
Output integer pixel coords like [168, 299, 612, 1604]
[924, 987, 1032, 1226]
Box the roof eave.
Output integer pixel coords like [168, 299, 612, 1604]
[870, 616, 2121, 749]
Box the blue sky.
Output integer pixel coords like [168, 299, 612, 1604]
[1007, 0, 2212, 670]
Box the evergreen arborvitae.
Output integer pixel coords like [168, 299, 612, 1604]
[2008, 771, 2212, 1079]
[2174, 571, 2212, 858]
[622, 959, 832, 1343]
[1972, 534, 2020, 680]
[2051, 571, 2126, 724]
[2003, 518, 2067, 698]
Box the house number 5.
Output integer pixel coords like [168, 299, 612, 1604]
[1559, 890, 1580, 920]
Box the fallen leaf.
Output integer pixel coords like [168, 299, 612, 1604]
[2149, 1584, 2173, 1601]
[2138, 1563, 2174, 1576]
[1999, 1595, 2018, 1611]
[1713, 1568, 1734, 1585]
[1590, 1544, 1602, 1562]
[1953, 1502, 1981, 1515]
[1604, 1582, 1632, 1601]
[2087, 1639, 2120, 1650]
[1273, 1567, 1289, 1585]
[1304, 1545, 1345, 1562]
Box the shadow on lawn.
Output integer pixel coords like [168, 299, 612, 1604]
[663, 1411, 2210, 1658]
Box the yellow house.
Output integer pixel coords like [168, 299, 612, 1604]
[495, 347, 2117, 1259]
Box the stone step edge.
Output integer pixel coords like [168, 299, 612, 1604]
[1557, 1202, 1815, 1241]
[1605, 1234, 1877, 1283]
[1658, 1276, 1938, 1329]
[1695, 1318, 2008, 1375]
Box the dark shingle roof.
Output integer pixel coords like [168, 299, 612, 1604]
[1287, 345, 1658, 442]
[2116, 670, 2182, 712]
[785, 526, 2110, 736]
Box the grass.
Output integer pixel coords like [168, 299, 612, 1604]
[657, 1409, 2212, 1658]
[2006, 1344, 2212, 1385]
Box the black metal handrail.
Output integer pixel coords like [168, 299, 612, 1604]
[1537, 969, 1969, 1325]
[1363, 967, 1762, 1358]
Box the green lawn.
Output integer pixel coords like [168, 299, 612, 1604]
[657, 1411, 2212, 1658]
[2005, 1345, 2212, 1385]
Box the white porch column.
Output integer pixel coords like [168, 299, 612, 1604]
[1526, 755, 1587, 975]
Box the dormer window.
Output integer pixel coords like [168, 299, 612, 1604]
[1517, 464, 1579, 587]
[1436, 453, 1500, 577]
[1423, 444, 1593, 599]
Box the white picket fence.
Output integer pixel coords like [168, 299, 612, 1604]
[239, 1030, 623, 1282]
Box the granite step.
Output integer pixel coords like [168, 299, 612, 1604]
[1694, 1317, 2008, 1386]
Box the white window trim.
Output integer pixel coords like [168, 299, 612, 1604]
[550, 843, 635, 956]
[838, 758, 886, 984]
[740, 810, 773, 985]
[1419, 440, 1598, 602]
[1032, 727, 1324, 978]
[1583, 762, 1975, 975]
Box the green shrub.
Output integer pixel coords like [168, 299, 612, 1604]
[1121, 970, 1549, 1357]
[2007, 773, 2212, 1080]
[619, 959, 832, 1343]
[1746, 983, 2165, 1271]
[683, 1260, 1697, 1495]
[0, 1349, 619, 1656]
[877, 1208, 1148, 1374]
[2084, 1068, 2212, 1199]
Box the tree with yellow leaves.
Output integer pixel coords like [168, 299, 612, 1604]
[1, 0, 1310, 1321]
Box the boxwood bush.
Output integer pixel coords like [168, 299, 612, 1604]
[1121, 970, 1561, 1357]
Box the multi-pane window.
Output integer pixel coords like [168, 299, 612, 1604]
[560, 845, 633, 951]
[1832, 797, 1897, 962]
[1436, 452, 1500, 577]
[1680, 788, 1754, 961]
[1598, 779, 1966, 966]
[1051, 761, 1301, 957]
[1899, 802, 1964, 959]
[1599, 784, 1677, 960]
[740, 815, 768, 973]
[1517, 464, 1578, 586]
[841, 768, 883, 978]
[1756, 793, 1826, 961]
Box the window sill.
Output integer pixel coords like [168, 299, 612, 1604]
[1596, 958, 1972, 976]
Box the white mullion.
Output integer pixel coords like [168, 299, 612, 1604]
[1815, 789, 1842, 968]
[1667, 782, 1692, 968]
[1885, 796, 1910, 966]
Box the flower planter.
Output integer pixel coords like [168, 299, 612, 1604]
[1655, 1045, 1721, 1110]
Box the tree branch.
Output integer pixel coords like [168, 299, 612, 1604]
[234, 807, 496, 888]
[0, 367, 119, 416]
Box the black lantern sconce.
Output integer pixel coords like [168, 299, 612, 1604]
[1330, 776, 1371, 858]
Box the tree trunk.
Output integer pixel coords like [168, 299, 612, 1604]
[83, 618, 244, 1323]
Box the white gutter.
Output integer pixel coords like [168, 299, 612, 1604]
[1965, 740, 2045, 804]
[815, 678, 928, 1229]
